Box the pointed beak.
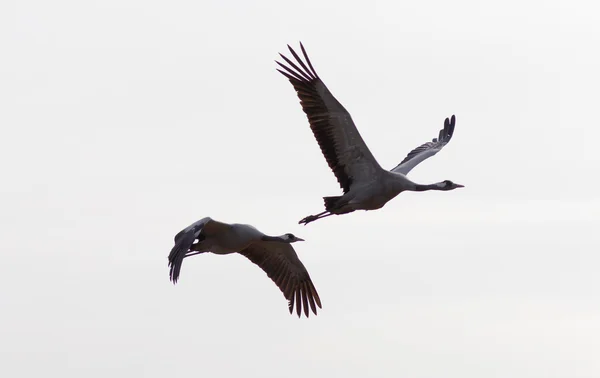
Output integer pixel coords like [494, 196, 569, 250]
[296, 237, 305, 242]
[455, 184, 465, 188]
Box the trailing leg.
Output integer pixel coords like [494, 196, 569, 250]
[299, 211, 334, 225]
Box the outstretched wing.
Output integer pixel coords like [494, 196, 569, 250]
[277, 43, 383, 193]
[239, 242, 322, 318]
[168, 217, 229, 283]
[391, 115, 456, 175]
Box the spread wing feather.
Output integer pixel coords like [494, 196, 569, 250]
[391, 115, 456, 175]
[277, 43, 383, 192]
[239, 242, 322, 318]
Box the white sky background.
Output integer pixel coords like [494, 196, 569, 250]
[1, 0, 599, 377]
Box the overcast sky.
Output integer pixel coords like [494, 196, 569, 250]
[2, 0, 599, 377]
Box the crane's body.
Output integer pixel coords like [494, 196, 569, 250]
[276, 43, 464, 225]
[187, 222, 263, 255]
[167, 217, 321, 318]
[324, 171, 418, 213]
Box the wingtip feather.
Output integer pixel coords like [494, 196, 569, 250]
[296, 291, 302, 317]
[299, 42, 318, 78]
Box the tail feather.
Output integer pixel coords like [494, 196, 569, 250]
[323, 196, 342, 211]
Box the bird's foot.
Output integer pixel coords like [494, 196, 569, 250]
[298, 215, 316, 225]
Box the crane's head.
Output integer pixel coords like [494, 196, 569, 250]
[282, 233, 305, 243]
[439, 180, 465, 190]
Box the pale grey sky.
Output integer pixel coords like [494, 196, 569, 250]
[1, 0, 599, 377]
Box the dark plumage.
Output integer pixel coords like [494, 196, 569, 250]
[276, 44, 381, 194]
[239, 242, 322, 317]
[168, 217, 321, 318]
[277, 43, 464, 225]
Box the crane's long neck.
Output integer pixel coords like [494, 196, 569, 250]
[412, 183, 444, 192]
[390, 173, 443, 193]
[261, 235, 286, 242]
